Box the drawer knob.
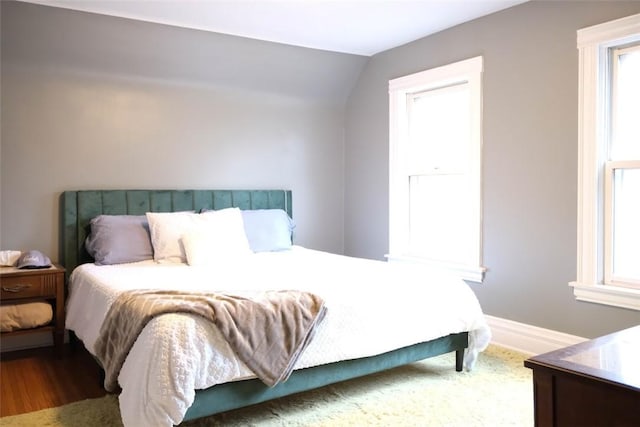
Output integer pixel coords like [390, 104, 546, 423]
[2, 284, 32, 293]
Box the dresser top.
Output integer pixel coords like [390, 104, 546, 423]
[525, 325, 640, 391]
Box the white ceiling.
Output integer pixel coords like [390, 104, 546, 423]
[19, 0, 528, 56]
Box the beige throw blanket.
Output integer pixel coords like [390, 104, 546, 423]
[94, 289, 327, 392]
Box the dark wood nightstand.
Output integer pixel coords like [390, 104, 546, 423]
[0, 264, 66, 357]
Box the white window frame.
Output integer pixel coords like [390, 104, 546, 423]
[387, 56, 485, 283]
[570, 13, 640, 310]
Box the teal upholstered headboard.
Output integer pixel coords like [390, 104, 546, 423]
[59, 189, 292, 277]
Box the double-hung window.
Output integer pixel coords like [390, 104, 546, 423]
[571, 13, 640, 310]
[388, 56, 485, 282]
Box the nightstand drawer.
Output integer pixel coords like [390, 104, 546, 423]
[1, 275, 50, 300]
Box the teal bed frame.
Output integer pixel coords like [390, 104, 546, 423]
[59, 189, 468, 423]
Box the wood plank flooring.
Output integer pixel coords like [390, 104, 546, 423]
[0, 345, 107, 417]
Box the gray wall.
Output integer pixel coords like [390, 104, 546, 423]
[2, 0, 639, 340]
[1, 1, 367, 258]
[345, 0, 640, 338]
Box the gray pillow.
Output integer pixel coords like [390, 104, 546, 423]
[241, 209, 295, 252]
[85, 215, 154, 265]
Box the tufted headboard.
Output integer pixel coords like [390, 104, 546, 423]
[59, 189, 292, 278]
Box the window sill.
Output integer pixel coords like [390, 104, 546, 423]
[385, 254, 486, 283]
[569, 281, 640, 311]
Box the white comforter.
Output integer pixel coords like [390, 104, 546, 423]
[66, 246, 491, 427]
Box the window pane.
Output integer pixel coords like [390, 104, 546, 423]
[612, 168, 640, 281]
[612, 46, 640, 160]
[408, 174, 473, 264]
[407, 84, 470, 174]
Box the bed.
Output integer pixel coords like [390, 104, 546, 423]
[60, 189, 491, 427]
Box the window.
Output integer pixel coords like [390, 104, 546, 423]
[388, 56, 484, 282]
[571, 13, 640, 310]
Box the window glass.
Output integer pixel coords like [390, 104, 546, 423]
[408, 174, 473, 263]
[611, 45, 640, 160]
[407, 84, 470, 174]
[611, 167, 640, 282]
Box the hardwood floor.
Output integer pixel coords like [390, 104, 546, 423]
[0, 344, 107, 417]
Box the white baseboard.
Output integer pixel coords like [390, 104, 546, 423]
[486, 315, 587, 356]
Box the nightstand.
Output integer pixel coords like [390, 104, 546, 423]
[0, 264, 66, 357]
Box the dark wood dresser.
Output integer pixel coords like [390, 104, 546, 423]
[524, 325, 640, 427]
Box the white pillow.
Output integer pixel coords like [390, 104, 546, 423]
[183, 208, 252, 266]
[146, 211, 199, 263]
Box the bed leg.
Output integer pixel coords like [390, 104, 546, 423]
[69, 330, 79, 352]
[99, 368, 106, 389]
[455, 349, 464, 372]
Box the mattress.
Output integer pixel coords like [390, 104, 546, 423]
[66, 246, 491, 427]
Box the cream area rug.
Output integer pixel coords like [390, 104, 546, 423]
[0, 345, 533, 427]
